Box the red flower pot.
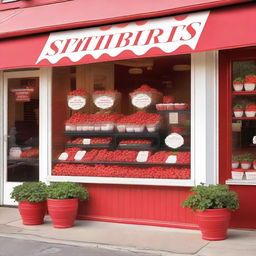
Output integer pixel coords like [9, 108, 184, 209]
[18, 201, 47, 225]
[47, 198, 79, 228]
[196, 208, 231, 241]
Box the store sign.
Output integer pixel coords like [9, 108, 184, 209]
[68, 96, 86, 110]
[11, 88, 34, 102]
[94, 96, 114, 109]
[37, 11, 209, 64]
[131, 93, 152, 108]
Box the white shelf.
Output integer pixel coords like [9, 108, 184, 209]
[47, 175, 195, 187]
[226, 179, 256, 185]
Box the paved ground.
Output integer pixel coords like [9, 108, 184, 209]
[0, 237, 154, 256]
[1, 207, 256, 256]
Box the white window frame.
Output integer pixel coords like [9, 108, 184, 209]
[46, 51, 218, 187]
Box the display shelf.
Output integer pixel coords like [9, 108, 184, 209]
[8, 158, 39, 167]
[160, 146, 191, 152]
[53, 160, 190, 166]
[226, 179, 256, 185]
[232, 117, 256, 120]
[232, 91, 256, 96]
[154, 110, 190, 114]
[66, 143, 111, 149]
[64, 131, 160, 138]
[117, 145, 154, 151]
[64, 131, 114, 136]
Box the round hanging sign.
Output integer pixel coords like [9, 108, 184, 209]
[131, 93, 152, 108]
[165, 133, 184, 149]
[94, 96, 114, 109]
[68, 96, 86, 110]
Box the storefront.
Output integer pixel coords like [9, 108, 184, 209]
[0, 0, 255, 229]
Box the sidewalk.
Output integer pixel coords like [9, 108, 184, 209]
[0, 207, 256, 256]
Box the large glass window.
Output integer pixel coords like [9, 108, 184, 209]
[52, 55, 191, 180]
[231, 60, 256, 180]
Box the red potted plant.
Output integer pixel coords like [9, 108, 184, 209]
[232, 155, 240, 169]
[240, 153, 254, 170]
[182, 184, 239, 241]
[245, 104, 256, 117]
[244, 75, 256, 91]
[47, 182, 89, 228]
[233, 77, 244, 91]
[233, 104, 244, 118]
[10, 182, 48, 225]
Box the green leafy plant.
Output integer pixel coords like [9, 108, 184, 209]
[233, 77, 244, 83]
[10, 182, 48, 203]
[233, 104, 243, 110]
[47, 182, 89, 200]
[232, 155, 240, 162]
[240, 153, 254, 162]
[182, 184, 239, 212]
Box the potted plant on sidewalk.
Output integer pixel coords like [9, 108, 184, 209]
[10, 182, 48, 225]
[47, 182, 89, 228]
[182, 183, 239, 241]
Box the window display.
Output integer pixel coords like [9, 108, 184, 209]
[231, 60, 256, 180]
[52, 55, 191, 181]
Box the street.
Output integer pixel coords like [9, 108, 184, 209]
[0, 236, 157, 256]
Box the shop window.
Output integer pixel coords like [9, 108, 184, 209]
[231, 60, 256, 180]
[52, 55, 191, 182]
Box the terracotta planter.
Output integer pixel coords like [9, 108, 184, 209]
[18, 201, 47, 225]
[47, 198, 79, 228]
[196, 208, 231, 241]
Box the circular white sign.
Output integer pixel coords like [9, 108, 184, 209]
[68, 96, 86, 110]
[165, 133, 184, 149]
[131, 93, 152, 108]
[94, 96, 114, 109]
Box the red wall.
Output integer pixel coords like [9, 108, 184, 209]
[78, 184, 198, 229]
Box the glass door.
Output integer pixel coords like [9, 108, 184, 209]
[3, 71, 40, 205]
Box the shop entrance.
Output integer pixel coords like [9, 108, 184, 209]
[3, 71, 40, 205]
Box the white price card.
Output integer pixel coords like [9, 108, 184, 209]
[68, 96, 86, 110]
[58, 152, 69, 161]
[253, 136, 256, 144]
[131, 93, 152, 108]
[94, 96, 114, 109]
[169, 112, 178, 124]
[165, 155, 177, 164]
[165, 133, 184, 149]
[136, 151, 149, 162]
[74, 151, 86, 161]
[83, 138, 91, 145]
